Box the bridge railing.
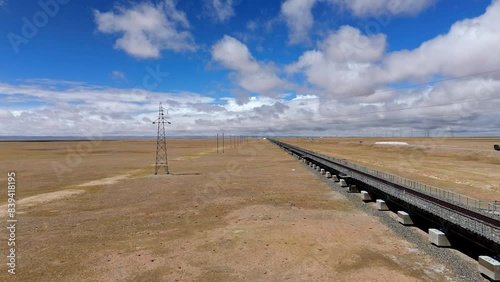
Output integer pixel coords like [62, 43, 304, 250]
[318, 152, 498, 218]
[272, 140, 499, 219]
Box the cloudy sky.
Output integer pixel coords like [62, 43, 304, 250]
[1, 0, 499, 137]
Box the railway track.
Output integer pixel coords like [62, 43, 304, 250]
[269, 138, 500, 248]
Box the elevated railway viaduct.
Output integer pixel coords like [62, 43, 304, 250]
[269, 139, 500, 280]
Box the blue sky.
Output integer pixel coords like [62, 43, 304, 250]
[1, 0, 499, 136]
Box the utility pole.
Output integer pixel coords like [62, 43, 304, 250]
[217, 133, 219, 153]
[222, 132, 225, 153]
[153, 102, 171, 175]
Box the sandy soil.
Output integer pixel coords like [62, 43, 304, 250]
[77, 175, 130, 187]
[281, 137, 500, 200]
[0, 139, 473, 281]
[0, 190, 85, 219]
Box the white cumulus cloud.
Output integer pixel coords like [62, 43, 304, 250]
[380, 0, 500, 82]
[289, 0, 500, 98]
[205, 0, 237, 22]
[94, 0, 197, 59]
[111, 70, 127, 81]
[212, 35, 289, 96]
[0, 76, 499, 137]
[287, 26, 387, 97]
[330, 0, 436, 17]
[281, 0, 318, 44]
[280, 0, 435, 45]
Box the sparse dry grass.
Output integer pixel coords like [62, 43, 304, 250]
[0, 139, 466, 281]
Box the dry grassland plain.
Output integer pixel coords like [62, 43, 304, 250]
[0, 138, 487, 281]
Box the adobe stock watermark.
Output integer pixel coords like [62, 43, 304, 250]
[140, 65, 170, 90]
[7, 0, 71, 54]
[6, 172, 17, 275]
[51, 130, 104, 183]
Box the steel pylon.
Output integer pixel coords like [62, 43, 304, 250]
[153, 102, 170, 175]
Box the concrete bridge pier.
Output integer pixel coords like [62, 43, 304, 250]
[339, 179, 348, 187]
[376, 199, 389, 211]
[428, 229, 451, 247]
[349, 185, 359, 193]
[331, 175, 339, 182]
[478, 256, 500, 281]
[398, 211, 414, 226]
[360, 191, 371, 201]
[325, 171, 332, 178]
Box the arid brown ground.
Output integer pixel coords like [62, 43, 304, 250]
[0, 138, 478, 281]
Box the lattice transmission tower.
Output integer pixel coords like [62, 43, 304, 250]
[153, 102, 171, 175]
